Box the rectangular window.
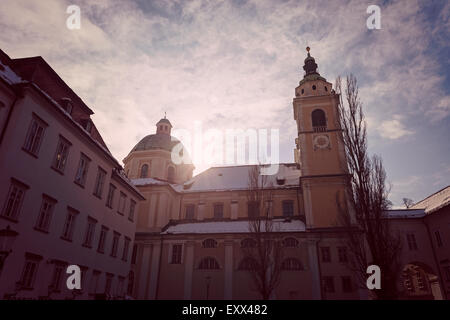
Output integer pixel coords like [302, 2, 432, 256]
[89, 270, 101, 294]
[105, 273, 113, 294]
[342, 276, 353, 293]
[444, 266, 450, 281]
[214, 203, 224, 219]
[323, 276, 335, 293]
[35, 195, 57, 232]
[406, 233, 418, 251]
[61, 207, 78, 241]
[131, 244, 137, 265]
[117, 277, 125, 297]
[52, 136, 71, 173]
[83, 217, 97, 248]
[118, 192, 127, 214]
[49, 263, 66, 292]
[97, 226, 108, 253]
[282, 200, 294, 217]
[19, 253, 42, 289]
[2, 178, 28, 220]
[128, 199, 136, 221]
[106, 184, 116, 208]
[110, 232, 120, 257]
[23, 114, 47, 156]
[93, 167, 107, 198]
[74, 153, 90, 187]
[171, 244, 182, 264]
[248, 201, 259, 218]
[122, 237, 131, 261]
[185, 204, 195, 219]
[321, 247, 331, 263]
[338, 246, 348, 263]
[435, 231, 443, 247]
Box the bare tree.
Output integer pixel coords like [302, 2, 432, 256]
[402, 198, 414, 209]
[243, 165, 283, 300]
[335, 74, 402, 300]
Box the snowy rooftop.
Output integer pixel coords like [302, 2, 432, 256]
[385, 209, 426, 219]
[0, 61, 23, 85]
[132, 177, 170, 186]
[162, 218, 306, 234]
[171, 164, 300, 193]
[411, 186, 450, 214]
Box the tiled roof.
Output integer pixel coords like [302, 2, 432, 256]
[411, 185, 450, 213]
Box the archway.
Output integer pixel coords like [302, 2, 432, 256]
[399, 262, 443, 300]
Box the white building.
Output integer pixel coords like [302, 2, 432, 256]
[0, 49, 144, 300]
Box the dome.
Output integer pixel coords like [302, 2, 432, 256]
[131, 133, 180, 153]
[157, 118, 172, 126]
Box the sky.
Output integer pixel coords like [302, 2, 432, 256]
[0, 0, 449, 207]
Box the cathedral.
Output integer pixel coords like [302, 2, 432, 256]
[0, 47, 448, 300]
[125, 49, 364, 300]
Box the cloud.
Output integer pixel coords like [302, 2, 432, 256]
[378, 115, 414, 140]
[0, 0, 448, 185]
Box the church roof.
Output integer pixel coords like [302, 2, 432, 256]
[162, 218, 306, 234]
[157, 117, 172, 126]
[174, 163, 301, 193]
[131, 133, 180, 152]
[411, 185, 450, 214]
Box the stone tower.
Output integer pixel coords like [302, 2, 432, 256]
[293, 47, 349, 228]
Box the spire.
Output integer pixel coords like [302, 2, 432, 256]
[303, 46, 319, 78]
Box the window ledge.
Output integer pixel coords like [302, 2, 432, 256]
[22, 147, 39, 159]
[34, 227, 49, 234]
[50, 166, 65, 176]
[0, 214, 19, 223]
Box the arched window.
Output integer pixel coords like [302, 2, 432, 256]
[202, 239, 217, 248]
[281, 258, 303, 271]
[311, 109, 326, 131]
[238, 257, 258, 270]
[283, 237, 299, 248]
[241, 238, 257, 248]
[168, 166, 175, 183]
[198, 257, 220, 270]
[140, 164, 149, 178]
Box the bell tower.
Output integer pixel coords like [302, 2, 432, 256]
[293, 47, 349, 228]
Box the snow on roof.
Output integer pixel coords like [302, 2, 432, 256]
[172, 164, 300, 193]
[162, 218, 306, 234]
[132, 177, 170, 186]
[410, 186, 450, 214]
[385, 209, 426, 219]
[0, 61, 23, 85]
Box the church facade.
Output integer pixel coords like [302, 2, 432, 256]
[125, 50, 365, 300]
[125, 49, 449, 300]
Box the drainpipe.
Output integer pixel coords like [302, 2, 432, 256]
[423, 217, 447, 300]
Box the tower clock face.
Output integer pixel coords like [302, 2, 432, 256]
[313, 134, 330, 149]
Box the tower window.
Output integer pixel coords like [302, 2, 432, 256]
[325, 86, 328, 92]
[311, 109, 327, 131]
[301, 89, 304, 94]
[140, 164, 149, 178]
[312, 85, 316, 90]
